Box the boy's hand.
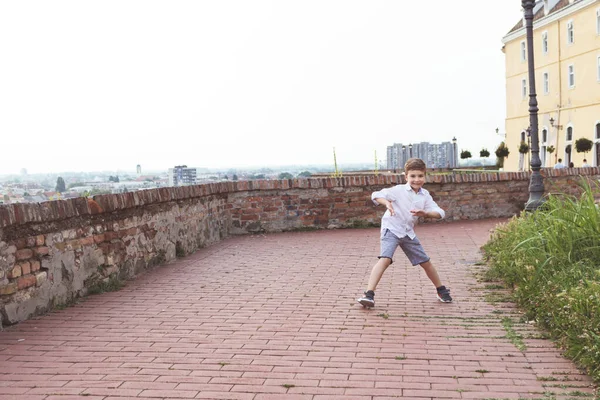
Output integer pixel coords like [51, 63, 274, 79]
[386, 200, 395, 216]
[410, 209, 441, 219]
[410, 209, 427, 217]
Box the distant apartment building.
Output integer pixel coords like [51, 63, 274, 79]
[167, 165, 197, 186]
[502, 0, 600, 170]
[386, 141, 458, 171]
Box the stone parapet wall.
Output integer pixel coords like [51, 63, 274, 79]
[1, 167, 599, 326]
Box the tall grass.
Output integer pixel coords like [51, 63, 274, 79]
[482, 178, 600, 383]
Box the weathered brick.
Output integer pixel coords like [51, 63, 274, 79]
[20, 261, 31, 275]
[13, 238, 27, 250]
[8, 265, 22, 279]
[17, 275, 37, 290]
[26, 236, 37, 247]
[35, 271, 47, 287]
[66, 240, 82, 250]
[15, 248, 33, 260]
[0, 282, 18, 295]
[104, 231, 119, 241]
[30, 260, 41, 272]
[35, 235, 45, 246]
[79, 237, 95, 246]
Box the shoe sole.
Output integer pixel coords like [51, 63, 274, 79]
[357, 299, 375, 308]
[437, 295, 453, 303]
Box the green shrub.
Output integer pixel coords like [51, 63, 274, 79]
[482, 178, 600, 383]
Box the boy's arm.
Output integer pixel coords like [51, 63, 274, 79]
[373, 196, 395, 216]
[410, 209, 441, 219]
[410, 192, 445, 219]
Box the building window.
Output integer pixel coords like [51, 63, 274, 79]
[597, 8, 600, 35]
[522, 78, 527, 98]
[521, 41, 526, 61]
[568, 64, 575, 88]
[543, 72, 549, 94]
[567, 126, 573, 142]
[567, 21, 574, 44]
[596, 123, 600, 139]
[542, 31, 548, 54]
[542, 129, 547, 143]
[597, 55, 600, 81]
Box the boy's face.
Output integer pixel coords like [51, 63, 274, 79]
[406, 169, 426, 192]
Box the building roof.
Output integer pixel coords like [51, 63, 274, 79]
[506, 0, 574, 35]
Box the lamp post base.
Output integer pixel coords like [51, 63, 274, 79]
[524, 198, 545, 212]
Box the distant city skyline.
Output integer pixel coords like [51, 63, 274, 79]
[0, 1, 523, 175]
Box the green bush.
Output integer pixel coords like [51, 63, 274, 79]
[482, 179, 600, 383]
[518, 141, 530, 154]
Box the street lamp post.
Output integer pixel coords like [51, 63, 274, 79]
[408, 144, 413, 158]
[452, 137, 457, 168]
[522, 0, 545, 211]
[526, 126, 532, 171]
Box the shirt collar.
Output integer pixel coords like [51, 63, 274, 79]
[404, 182, 423, 194]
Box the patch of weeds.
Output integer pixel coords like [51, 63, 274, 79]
[537, 376, 558, 382]
[525, 332, 551, 340]
[87, 275, 124, 295]
[175, 241, 185, 258]
[485, 292, 514, 303]
[376, 313, 389, 319]
[395, 355, 406, 360]
[485, 284, 506, 289]
[565, 391, 594, 397]
[545, 383, 586, 389]
[218, 362, 229, 366]
[282, 384, 295, 389]
[501, 317, 526, 351]
[475, 369, 490, 374]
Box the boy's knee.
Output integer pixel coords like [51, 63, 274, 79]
[378, 257, 393, 267]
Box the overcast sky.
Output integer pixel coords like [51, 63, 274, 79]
[0, 1, 524, 174]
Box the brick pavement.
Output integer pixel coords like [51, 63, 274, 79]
[0, 219, 596, 400]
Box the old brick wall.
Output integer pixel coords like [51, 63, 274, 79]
[1, 168, 598, 326]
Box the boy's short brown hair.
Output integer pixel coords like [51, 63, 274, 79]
[404, 158, 427, 173]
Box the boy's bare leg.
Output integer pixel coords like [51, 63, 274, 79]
[419, 260, 443, 288]
[367, 257, 393, 291]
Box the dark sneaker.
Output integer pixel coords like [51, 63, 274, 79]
[436, 286, 453, 303]
[357, 290, 375, 308]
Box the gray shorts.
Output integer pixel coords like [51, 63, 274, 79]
[379, 229, 430, 266]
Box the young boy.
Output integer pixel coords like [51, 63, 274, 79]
[357, 158, 452, 307]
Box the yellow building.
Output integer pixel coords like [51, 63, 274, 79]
[502, 0, 600, 171]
